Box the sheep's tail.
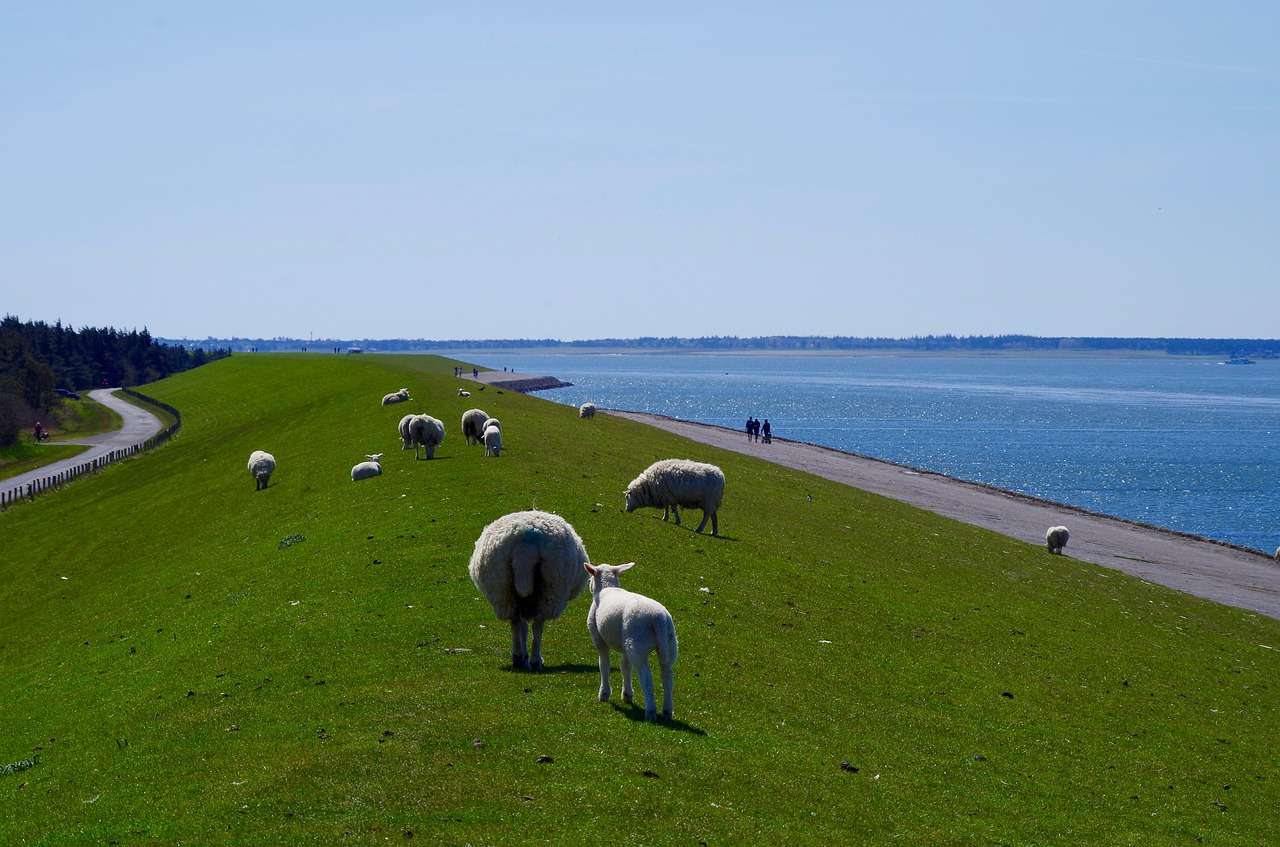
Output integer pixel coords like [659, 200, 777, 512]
[654, 614, 678, 667]
[511, 527, 544, 599]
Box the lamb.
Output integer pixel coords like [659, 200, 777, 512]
[467, 510, 591, 671]
[579, 402, 596, 419]
[584, 561, 678, 721]
[382, 388, 410, 406]
[458, 389, 471, 397]
[483, 424, 502, 457]
[408, 414, 446, 459]
[462, 408, 490, 446]
[1046, 525, 1070, 555]
[625, 458, 725, 535]
[351, 453, 384, 481]
[482, 417, 500, 432]
[247, 450, 276, 490]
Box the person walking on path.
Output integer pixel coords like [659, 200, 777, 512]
[762, 419, 772, 444]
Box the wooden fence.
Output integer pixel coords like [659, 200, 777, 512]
[0, 389, 181, 511]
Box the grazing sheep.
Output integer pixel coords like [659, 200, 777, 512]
[351, 453, 384, 481]
[398, 414, 415, 450]
[625, 458, 725, 535]
[458, 389, 471, 397]
[482, 417, 500, 432]
[1046, 525, 1070, 555]
[483, 424, 502, 457]
[462, 408, 490, 446]
[585, 561, 678, 721]
[468, 510, 591, 671]
[247, 450, 276, 490]
[382, 388, 410, 406]
[579, 402, 597, 419]
[409, 414, 446, 459]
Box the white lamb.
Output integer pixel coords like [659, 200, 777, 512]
[579, 402, 596, 419]
[1046, 525, 1070, 555]
[382, 388, 410, 406]
[482, 417, 500, 432]
[625, 458, 725, 535]
[462, 408, 490, 446]
[468, 510, 591, 671]
[247, 450, 276, 491]
[458, 389, 471, 397]
[483, 424, 502, 457]
[584, 561, 678, 722]
[409, 414, 446, 459]
[351, 453, 384, 481]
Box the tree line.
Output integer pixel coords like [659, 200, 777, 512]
[0, 316, 229, 447]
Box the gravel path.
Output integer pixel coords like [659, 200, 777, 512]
[610, 410, 1280, 622]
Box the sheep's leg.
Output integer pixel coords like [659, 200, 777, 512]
[661, 506, 670, 522]
[528, 619, 546, 671]
[671, 505, 681, 526]
[510, 619, 529, 670]
[620, 653, 635, 705]
[595, 644, 612, 703]
[695, 511, 710, 533]
[710, 512, 718, 536]
[634, 654, 657, 721]
[660, 657, 675, 720]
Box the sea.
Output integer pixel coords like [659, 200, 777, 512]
[454, 351, 1280, 554]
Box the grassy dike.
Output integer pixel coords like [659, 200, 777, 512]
[1, 353, 1278, 845]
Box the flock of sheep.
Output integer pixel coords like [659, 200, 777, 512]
[246, 382, 731, 722]
[247, 382, 1076, 722]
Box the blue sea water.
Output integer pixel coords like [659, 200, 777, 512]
[458, 351, 1280, 553]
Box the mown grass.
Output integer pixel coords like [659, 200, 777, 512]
[1, 353, 1278, 845]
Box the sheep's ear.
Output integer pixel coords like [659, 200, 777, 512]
[617, 562, 635, 573]
[583, 563, 596, 575]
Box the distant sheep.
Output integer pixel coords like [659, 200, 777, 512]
[398, 414, 415, 450]
[483, 424, 502, 457]
[351, 453, 384, 481]
[458, 389, 471, 397]
[462, 408, 490, 446]
[579, 403, 596, 419]
[382, 388, 410, 406]
[247, 450, 276, 490]
[409, 414, 446, 459]
[625, 458, 725, 535]
[585, 561, 678, 721]
[1046, 525, 1070, 555]
[468, 510, 591, 671]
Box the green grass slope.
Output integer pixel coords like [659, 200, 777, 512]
[2, 353, 1278, 845]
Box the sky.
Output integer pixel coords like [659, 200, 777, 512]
[4, 3, 1278, 342]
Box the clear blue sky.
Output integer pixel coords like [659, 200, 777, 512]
[5, 3, 1278, 341]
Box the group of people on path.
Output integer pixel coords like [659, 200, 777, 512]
[745, 416, 772, 444]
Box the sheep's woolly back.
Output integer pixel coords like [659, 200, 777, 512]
[462, 408, 490, 445]
[398, 414, 415, 449]
[626, 459, 725, 513]
[248, 450, 275, 477]
[409, 414, 445, 448]
[468, 510, 590, 623]
[1046, 525, 1070, 553]
[351, 459, 383, 481]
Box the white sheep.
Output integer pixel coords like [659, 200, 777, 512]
[458, 389, 471, 397]
[579, 402, 597, 419]
[462, 408, 490, 446]
[1046, 525, 1070, 554]
[468, 510, 591, 671]
[483, 424, 502, 457]
[482, 417, 500, 432]
[351, 453, 384, 481]
[382, 388, 410, 406]
[409, 414, 446, 459]
[398, 414, 415, 450]
[584, 561, 678, 721]
[247, 450, 276, 491]
[625, 458, 725, 535]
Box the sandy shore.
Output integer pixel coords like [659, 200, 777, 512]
[609, 410, 1280, 622]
